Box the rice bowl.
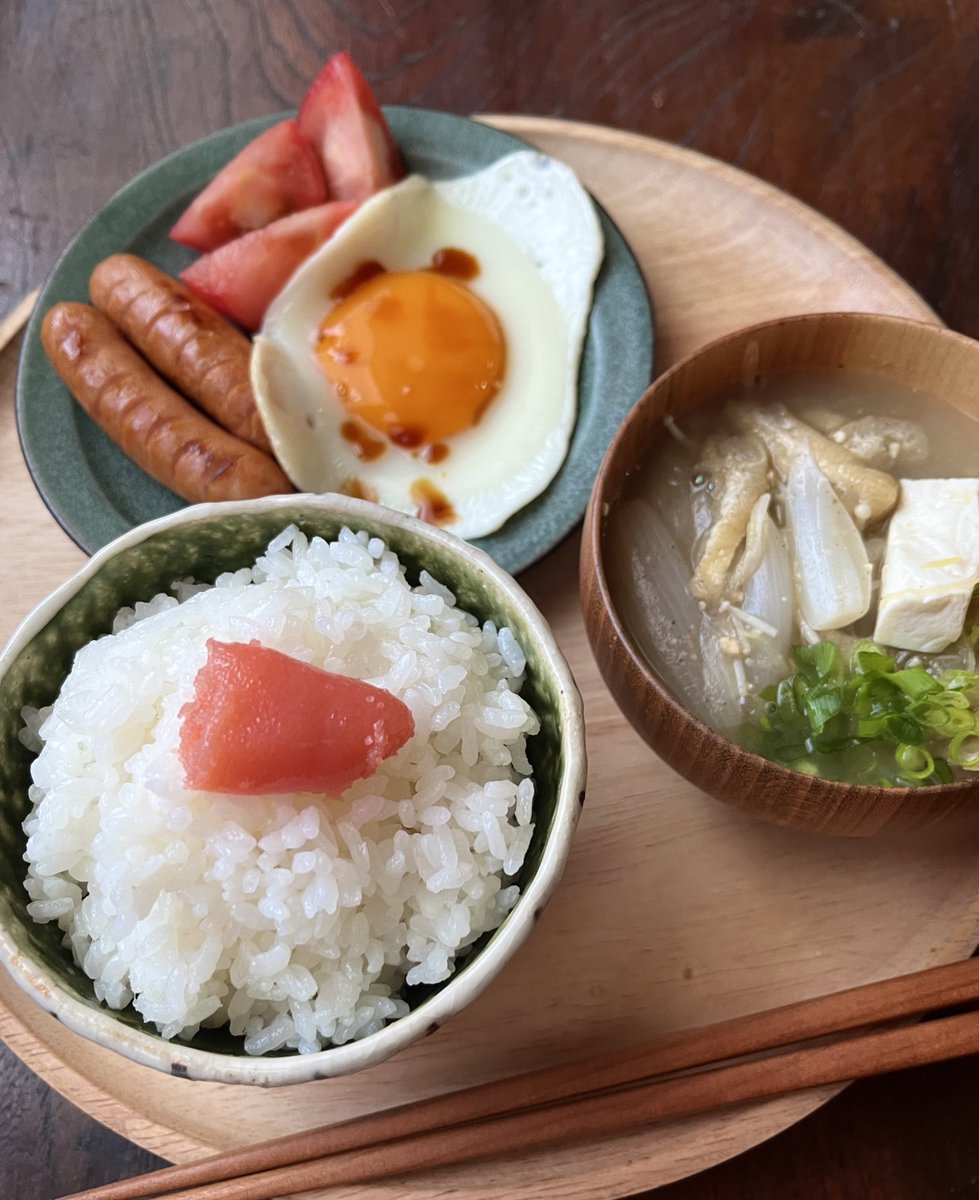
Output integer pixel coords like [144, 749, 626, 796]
[0, 495, 584, 1084]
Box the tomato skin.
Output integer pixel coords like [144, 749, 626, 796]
[179, 639, 415, 797]
[180, 200, 357, 330]
[298, 52, 405, 202]
[173, 56, 401, 325]
[170, 119, 328, 253]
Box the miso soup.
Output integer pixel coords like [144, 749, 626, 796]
[609, 370, 979, 787]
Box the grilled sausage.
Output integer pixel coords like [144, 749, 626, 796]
[88, 253, 272, 452]
[41, 302, 293, 504]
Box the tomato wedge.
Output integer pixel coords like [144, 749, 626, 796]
[170, 119, 327, 253]
[180, 200, 357, 330]
[298, 52, 405, 202]
[179, 639, 415, 797]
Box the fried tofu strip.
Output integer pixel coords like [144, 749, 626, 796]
[690, 433, 770, 608]
[728, 400, 899, 524]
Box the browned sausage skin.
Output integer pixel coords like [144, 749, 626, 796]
[88, 253, 272, 453]
[41, 302, 293, 504]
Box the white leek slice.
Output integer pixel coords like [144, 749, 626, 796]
[784, 449, 872, 631]
[699, 612, 745, 731]
[743, 517, 794, 657]
[610, 499, 710, 719]
[735, 517, 795, 695]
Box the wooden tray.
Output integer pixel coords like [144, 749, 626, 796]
[2, 116, 977, 1198]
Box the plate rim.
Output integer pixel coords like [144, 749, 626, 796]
[486, 113, 939, 334]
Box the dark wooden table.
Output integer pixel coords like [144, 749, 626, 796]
[2, 1, 978, 1196]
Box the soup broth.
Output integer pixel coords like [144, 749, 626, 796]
[609, 369, 979, 787]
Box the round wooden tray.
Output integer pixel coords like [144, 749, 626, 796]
[2, 116, 976, 1198]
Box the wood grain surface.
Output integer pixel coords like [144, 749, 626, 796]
[1, 114, 974, 1200]
[2, 2, 978, 1198]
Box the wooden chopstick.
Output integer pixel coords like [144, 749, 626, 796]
[90, 1008, 979, 1200]
[0, 288, 38, 355]
[62, 954, 979, 1200]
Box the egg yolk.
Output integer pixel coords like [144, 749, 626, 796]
[315, 271, 506, 447]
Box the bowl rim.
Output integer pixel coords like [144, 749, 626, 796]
[0, 493, 586, 1085]
[585, 309, 979, 804]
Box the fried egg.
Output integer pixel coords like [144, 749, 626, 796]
[251, 151, 604, 538]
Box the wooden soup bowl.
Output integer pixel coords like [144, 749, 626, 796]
[581, 311, 979, 836]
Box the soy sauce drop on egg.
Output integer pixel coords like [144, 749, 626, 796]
[409, 478, 457, 527]
[315, 249, 505, 453]
[430, 247, 480, 280]
[340, 420, 386, 461]
[251, 155, 604, 539]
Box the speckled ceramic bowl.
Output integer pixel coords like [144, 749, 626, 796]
[0, 494, 585, 1085]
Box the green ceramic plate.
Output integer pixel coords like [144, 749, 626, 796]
[16, 108, 654, 574]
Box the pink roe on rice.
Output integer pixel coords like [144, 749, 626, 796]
[178, 639, 415, 796]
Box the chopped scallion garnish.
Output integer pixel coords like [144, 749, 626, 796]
[739, 637, 979, 787]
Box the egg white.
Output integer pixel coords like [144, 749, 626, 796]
[252, 151, 604, 538]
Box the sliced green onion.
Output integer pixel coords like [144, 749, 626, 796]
[853, 647, 894, 675]
[949, 733, 979, 768]
[775, 677, 800, 723]
[915, 703, 951, 729]
[853, 675, 901, 716]
[795, 641, 839, 684]
[738, 634, 979, 787]
[883, 712, 925, 744]
[936, 708, 974, 734]
[791, 760, 820, 777]
[803, 687, 844, 733]
[895, 744, 934, 780]
[856, 716, 888, 739]
[890, 666, 941, 699]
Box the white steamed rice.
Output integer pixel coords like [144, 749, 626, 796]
[20, 525, 539, 1054]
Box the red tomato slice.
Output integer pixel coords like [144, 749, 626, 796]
[298, 52, 405, 202]
[170, 119, 328, 253]
[180, 200, 357, 330]
[179, 639, 415, 797]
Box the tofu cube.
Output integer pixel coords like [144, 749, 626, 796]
[873, 478, 979, 653]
